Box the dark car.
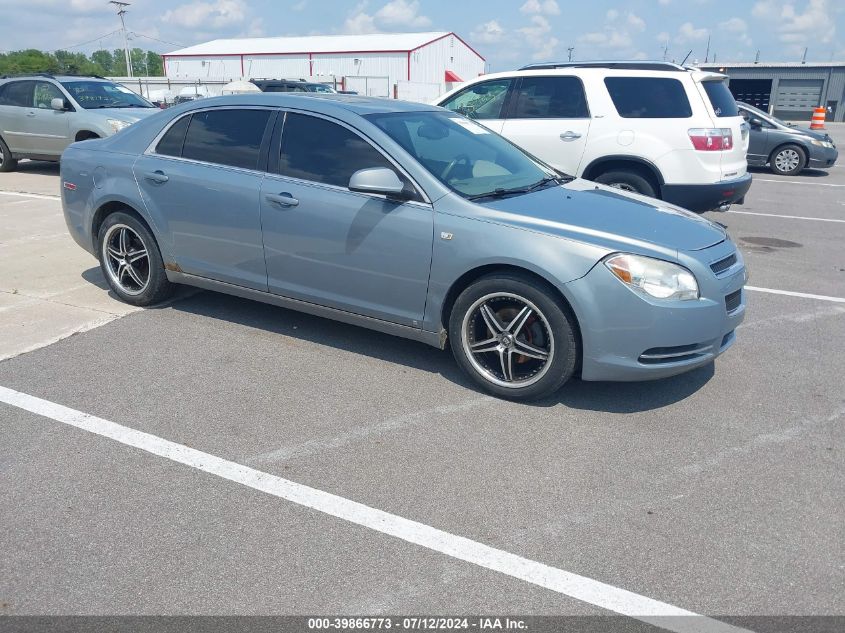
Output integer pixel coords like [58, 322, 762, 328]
[738, 102, 838, 176]
[250, 79, 336, 94]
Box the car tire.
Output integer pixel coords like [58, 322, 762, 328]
[0, 135, 18, 173]
[593, 170, 656, 197]
[97, 211, 174, 306]
[449, 273, 578, 400]
[770, 144, 806, 176]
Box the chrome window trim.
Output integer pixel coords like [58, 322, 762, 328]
[277, 107, 432, 205]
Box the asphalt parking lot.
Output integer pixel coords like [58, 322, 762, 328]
[1, 127, 843, 632]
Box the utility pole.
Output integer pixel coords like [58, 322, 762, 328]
[801, 47, 808, 64]
[567, 47, 574, 62]
[109, 1, 133, 78]
[704, 34, 710, 63]
[662, 40, 669, 61]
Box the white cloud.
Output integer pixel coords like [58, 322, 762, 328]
[753, 0, 835, 48]
[518, 15, 558, 60]
[291, 0, 308, 10]
[719, 17, 752, 47]
[520, 0, 560, 15]
[658, 0, 671, 4]
[470, 20, 506, 44]
[162, 0, 246, 29]
[675, 21, 709, 44]
[578, 10, 645, 52]
[343, 8, 377, 34]
[341, 0, 431, 34]
[374, 0, 431, 28]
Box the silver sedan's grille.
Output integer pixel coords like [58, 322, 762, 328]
[711, 253, 737, 275]
[725, 289, 742, 313]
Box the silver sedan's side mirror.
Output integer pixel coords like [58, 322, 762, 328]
[51, 98, 67, 111]
[348, 167, 406, 197]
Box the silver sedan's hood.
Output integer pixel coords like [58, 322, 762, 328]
[471, 178, 727, 253]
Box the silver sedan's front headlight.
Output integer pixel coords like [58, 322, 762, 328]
[604, 253, 699, 301]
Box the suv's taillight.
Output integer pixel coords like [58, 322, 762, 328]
[688, 128, 733, 151]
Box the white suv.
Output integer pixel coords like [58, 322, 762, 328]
[435, 61, 751, 212]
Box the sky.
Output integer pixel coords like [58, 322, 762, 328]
[0, 0, 843, 71]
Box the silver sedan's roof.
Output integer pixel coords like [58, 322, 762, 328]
[176, 93, 442, 116]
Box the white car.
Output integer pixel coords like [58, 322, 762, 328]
[436, 61, 751, 212]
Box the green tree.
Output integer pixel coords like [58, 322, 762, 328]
[0, 49, 60, 75]
[111, 49, 127, 76]
[91, 49, 114, 75]
[145, 51, 164, 76]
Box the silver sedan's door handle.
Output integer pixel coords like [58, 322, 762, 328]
[143, 170, 169, 184]
[560, 131, 582, 141]
[26, 111, 37, 117]
[265, 192, 299, 207]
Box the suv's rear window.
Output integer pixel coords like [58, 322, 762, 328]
[701, 80, 739, 117]
[604, 77, 692, 118]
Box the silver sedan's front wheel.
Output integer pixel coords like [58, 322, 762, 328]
[461, 293, 555, 388]
[449, 274, 578, 400]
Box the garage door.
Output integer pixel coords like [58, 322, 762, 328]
[773, 79, 823, 120]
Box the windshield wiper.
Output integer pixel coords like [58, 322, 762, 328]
[467, 187, 529, 201]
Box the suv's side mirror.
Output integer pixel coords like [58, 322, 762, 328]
[51, 98, 68, 111]
[348, 167, 407, 198]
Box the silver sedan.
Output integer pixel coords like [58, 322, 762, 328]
[61, 94, 746, 400]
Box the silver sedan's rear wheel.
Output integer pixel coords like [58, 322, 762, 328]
[103, 224, 150, 296]
[97, 211, 174, 306]
[449, 274, 578, 400]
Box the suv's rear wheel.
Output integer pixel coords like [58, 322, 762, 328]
[0, 136, 18, 173]
[770, 144, 806, 176]
[97, 211, 174, 306]
[449, 274, 578, 400]
[594, 170, 656, 197]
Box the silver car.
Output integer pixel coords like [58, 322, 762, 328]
[0, 74, 158, 172]
[61, 94, 746, 400]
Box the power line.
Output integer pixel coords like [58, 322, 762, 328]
[128, 32, 185, 49]
[50, 29, 122, 52]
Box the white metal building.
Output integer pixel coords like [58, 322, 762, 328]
[162, 32, 485, 98]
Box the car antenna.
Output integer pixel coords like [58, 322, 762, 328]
[680, 50, 693, 66]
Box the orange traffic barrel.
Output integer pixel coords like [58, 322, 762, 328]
[811, 107, 826, 129]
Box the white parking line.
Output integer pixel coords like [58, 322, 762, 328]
[0, 385, 748, 633]
[729, 210, 845, 223]
[746, 286, 845, 303]
[754, 178, 845, 187]
[0, 190, 60, 200]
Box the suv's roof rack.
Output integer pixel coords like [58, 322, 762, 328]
[0, 72, 107, 80]
[518, 61, 689, 72]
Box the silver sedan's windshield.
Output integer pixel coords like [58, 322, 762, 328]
[367, 111, 560, 198]
[61, 81, 154, 109]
